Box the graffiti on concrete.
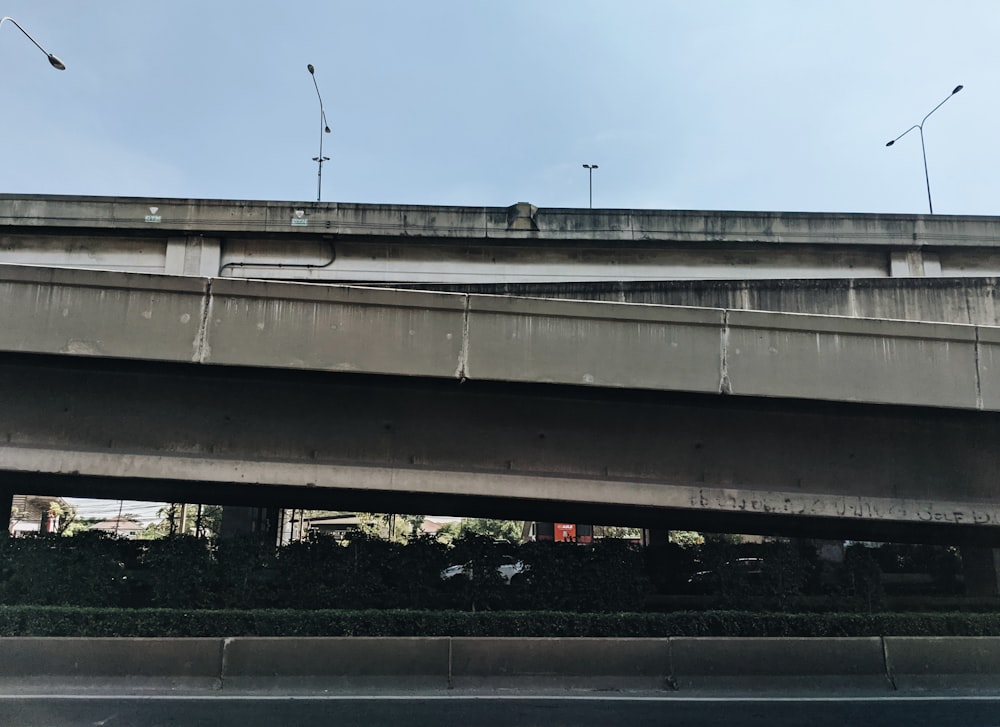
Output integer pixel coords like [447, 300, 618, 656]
[688, 487, 1000, 526]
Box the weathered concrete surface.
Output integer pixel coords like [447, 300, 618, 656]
[0, 266, 207, 361]
[885, 637, 1000, 692]
[222, 637, 450, 690]
[0, 263, 995, 412]
[449, 638, 671, 690]
[0, 638, 223, 690]
[7, 194, 1000, 283]
[464, 295, 725, 393]
[3, 637, 998, 694]
[670, 637, 891, 692]
[3, 353, 1000, 541]
[4, 264, 1000, 538]
[417, 277, 1000, 326]
[725, 310, 981, 409]
[207, 278, 468, 378]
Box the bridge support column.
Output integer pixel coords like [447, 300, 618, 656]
[642, 529, 673, 547]
[165, 236, 221, 276]
[0, 486, 12, 539]
[889, 250, 942, 277]
[219, 506, 281, 544]
[961, 547, 1000, 597]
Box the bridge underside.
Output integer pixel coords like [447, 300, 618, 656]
[4, 352, 1000, 545]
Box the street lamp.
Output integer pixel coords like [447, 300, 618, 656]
[582, 163, 598, 208]
[0, 17, 66, 70]
[885, 84, 963, 214]
[307, 63, 331, 202]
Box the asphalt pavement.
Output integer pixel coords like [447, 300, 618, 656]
[4, 693, 1000, 727]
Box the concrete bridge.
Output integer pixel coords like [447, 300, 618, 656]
[3, 194, 1000, 572]
[2, 259, 1000, 546]
[5, 193, 1000, 286]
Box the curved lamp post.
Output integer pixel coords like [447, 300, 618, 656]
[582, 163, 598, 208]
[0, 16, 66, 70]
[885, 85, 963, 214]
[307, 63, 331, 202]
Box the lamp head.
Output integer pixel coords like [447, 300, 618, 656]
[952, 85, 963, 94]
[324, 126, 331, 133]
[48, 54, 65, 70]
[307, 64, 315, 74]
[885, 140, 895, 147]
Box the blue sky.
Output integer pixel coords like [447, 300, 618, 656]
[3, 1, 998, 215]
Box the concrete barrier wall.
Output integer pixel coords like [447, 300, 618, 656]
[449, 637, 672, 689]
[886, 636, 1000, 692]
[671, 636, 891, 691]
[2, 637, 999, 692]
[0, 637, 223, 678]
[0, 263, 994, 412]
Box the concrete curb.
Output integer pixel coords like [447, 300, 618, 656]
[1, 637, 998, 693]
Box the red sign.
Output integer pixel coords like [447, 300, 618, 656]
[554, 523, 576, 541]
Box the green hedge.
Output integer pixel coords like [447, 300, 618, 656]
[4, 606, 1000, 638]
[0, 533, 651, 613]
[0, 532, 981, 614]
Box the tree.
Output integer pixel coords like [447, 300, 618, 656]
[669, 530, 705, 547]
[594, 525, 642, 540]
[51, 501, 78, 535]
[63, 516, 102, 537]
[142, 504, 222, 540]
[433, 521, 461, 544]
[459, 518, 521, 542]
[404, 514, 425, 537]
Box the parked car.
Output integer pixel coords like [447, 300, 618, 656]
[440, 555, 527, 584]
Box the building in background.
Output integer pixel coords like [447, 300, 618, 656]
[89, 516, 144, 539]
[8, 495, 68, 536]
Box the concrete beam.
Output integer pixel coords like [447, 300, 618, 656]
[4, 264, 1000, 538]
[416, 277, 1000, 327]
[6, 194, 1000, 284]
[6, 194, 1000, 247]
[3, 354, 1000, 541]
[0, 264, 995, 412]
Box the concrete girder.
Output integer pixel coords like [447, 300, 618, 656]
[0, 264, 998, 412]
[1, 264, 1000, 541]
[2, 353, 1000, 544]
[7, 194, 1000, 284]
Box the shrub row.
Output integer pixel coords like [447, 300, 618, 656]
[3, 605, 1000, 638]
[0, 532, 650, 612]
[0, 531, 967, 613]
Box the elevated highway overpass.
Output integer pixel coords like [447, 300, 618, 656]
[5, 194, 1000, 287]
[3, 194, 1000, 576]
[2, 262, 1000, 547]
[6, 193, 1000, 330]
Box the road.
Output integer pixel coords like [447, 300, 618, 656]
[4, 694, 1000, 727]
